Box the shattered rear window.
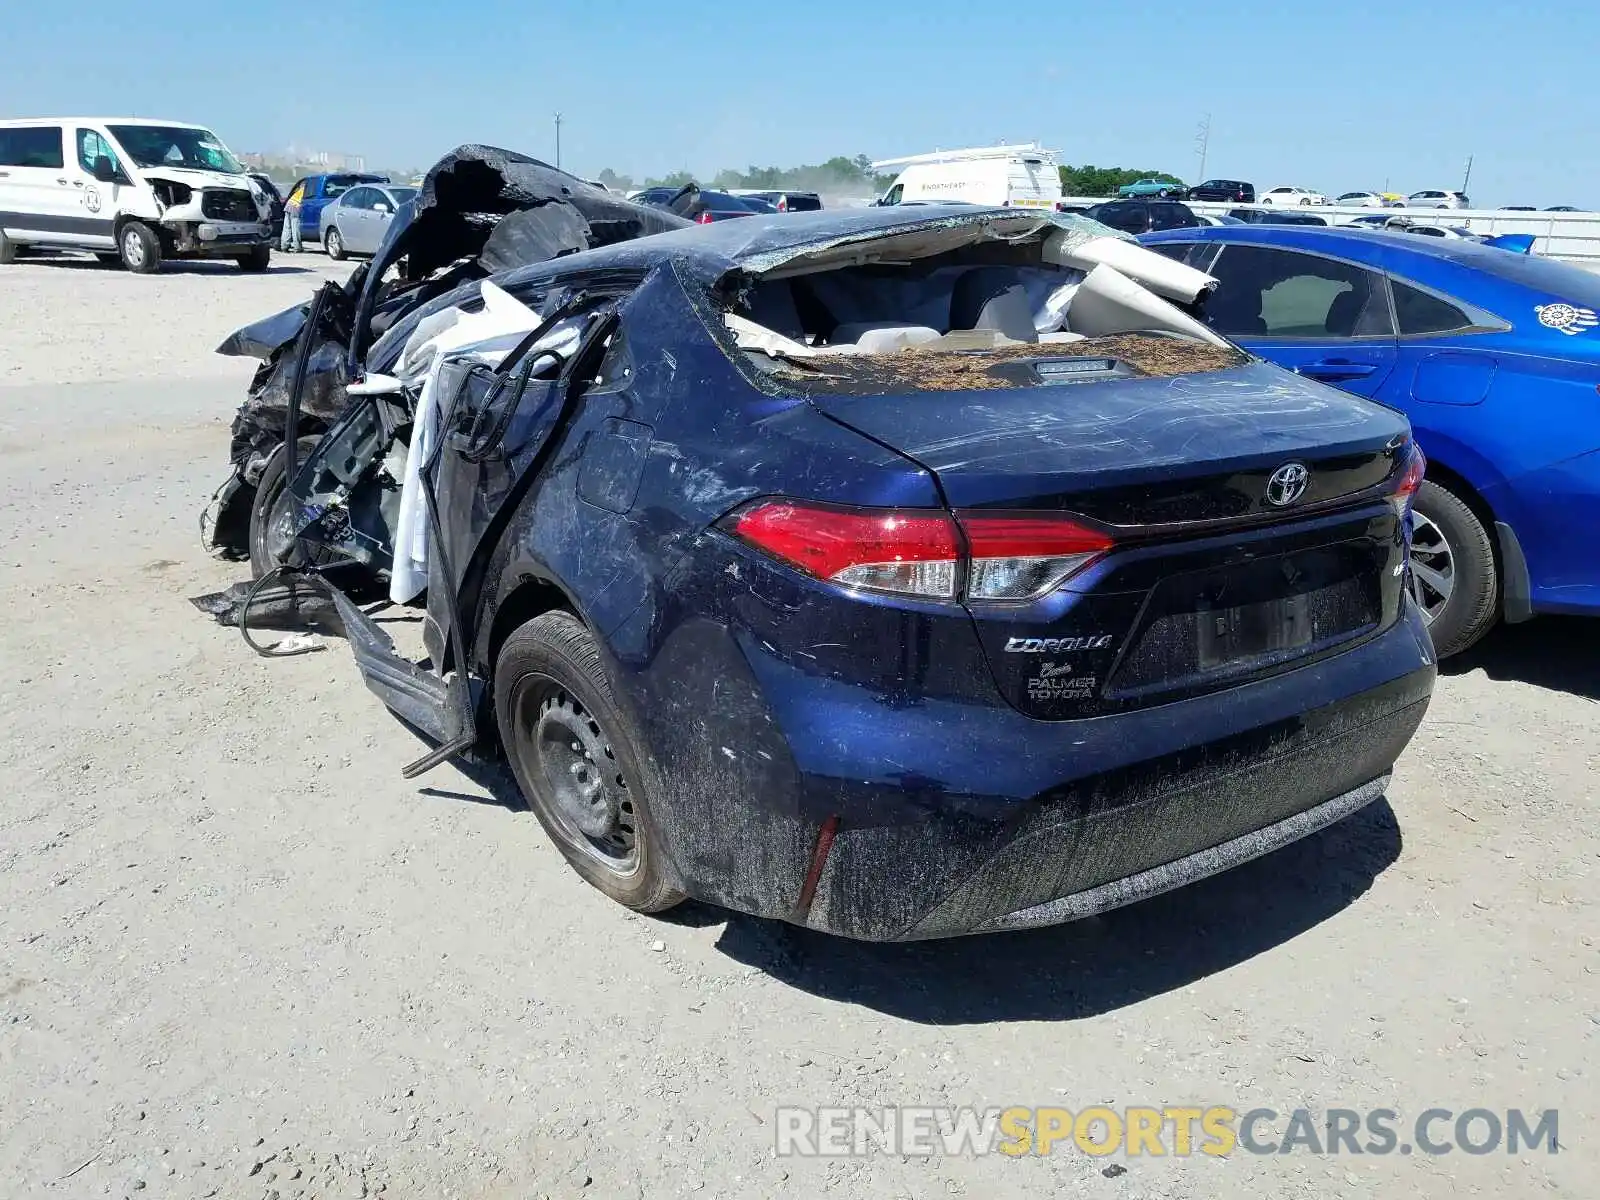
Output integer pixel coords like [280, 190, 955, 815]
[759, 335, 1246, 396]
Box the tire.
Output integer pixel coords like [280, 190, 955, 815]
[1300, 197, 1312, 206]
[0, 230, 16, 265]
[249, 435, 328, 578]
[118, 221, 161, 273]
[94, 252, 121, 267]
[236, 244, 271, 272]
[1409, 480, 1498, 658]
[1157, 189, 1171, 199]
[324, 226, 345, 261]
[495, 611, 684, 915]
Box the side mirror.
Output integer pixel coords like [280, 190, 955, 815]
[93, 155, 117, 184]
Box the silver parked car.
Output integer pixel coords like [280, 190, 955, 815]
[1407, 189, 1470, 210]
[320, 183, 418, 259]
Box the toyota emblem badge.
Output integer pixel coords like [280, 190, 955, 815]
[1265, 462, 1310, 508]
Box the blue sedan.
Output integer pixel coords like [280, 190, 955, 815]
[1143, 224, 1600, 656]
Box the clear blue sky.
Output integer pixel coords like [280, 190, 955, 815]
[3, 1, 1591, 206]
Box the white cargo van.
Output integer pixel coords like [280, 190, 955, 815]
[0, 117, 273, 272]
[871, 144, 1065, 211]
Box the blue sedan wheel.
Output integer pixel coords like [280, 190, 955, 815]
[1410, 481, 1500, 657]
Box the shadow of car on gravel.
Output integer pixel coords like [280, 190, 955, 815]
[404, 719, 1404, 1016]
[691, 798, 1402, 1024]
[14, 249, 314, 275]
[1441, 617, 1600, 702]
[394, 690, 1402, 1014]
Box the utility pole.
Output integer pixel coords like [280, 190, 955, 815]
[554, 113, 564, 171]
[1195, 114, 1211, 184]
[1461, 154, 1474, 196]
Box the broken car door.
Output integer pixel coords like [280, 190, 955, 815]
[424, 293, 620, 615]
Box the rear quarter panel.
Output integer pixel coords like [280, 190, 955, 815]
[476, 265, 986, 916]
[1344, 243, 1600, 606]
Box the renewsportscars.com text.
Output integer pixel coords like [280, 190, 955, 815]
[774, 1106, 1560, 1159]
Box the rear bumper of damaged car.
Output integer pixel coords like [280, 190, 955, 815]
[636, 600, 1434, 942]
[968, 773, 1389, 934]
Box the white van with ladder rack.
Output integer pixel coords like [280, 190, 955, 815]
[0, 116, 273, 272]
[871, 144, 1065, 211]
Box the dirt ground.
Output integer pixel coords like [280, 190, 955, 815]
[0, 253, 1594, 1200]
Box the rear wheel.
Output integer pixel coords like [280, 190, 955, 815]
[119, 221, 161, 273]
[236, 244, 271, 272]
[495, 611, 683, 914]
[324, 226, 345, 261]
[1409, 480, 1498, 658]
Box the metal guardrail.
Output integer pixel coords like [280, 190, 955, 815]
[1060, 198, 1600, 269]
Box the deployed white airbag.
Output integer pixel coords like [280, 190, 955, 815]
[390, 281, 572, 604]
[1065, 264, 1231, 347]
[1043, 231, 1217, 307]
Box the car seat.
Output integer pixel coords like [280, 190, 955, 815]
[949, 267, 1039, 343]
[744, 280, 807, 341]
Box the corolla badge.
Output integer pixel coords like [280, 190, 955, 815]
[1535, 302, 1598, 336]
[1265, 462, 1310, 507]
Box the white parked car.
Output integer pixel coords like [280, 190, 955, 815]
[1408, 190, 1470, 209]
[1334, 191, 1392, 208]
[1260, 186, 1328, 206]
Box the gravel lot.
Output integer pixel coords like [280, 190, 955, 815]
[0, 251, 1594, 1199]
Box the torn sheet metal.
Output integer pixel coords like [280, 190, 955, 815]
[488, 204, 1211, 318]
[393, 144, 690, 280]
[203, 146, 691, 561]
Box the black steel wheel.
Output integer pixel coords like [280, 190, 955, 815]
[496, 611, 683, 913]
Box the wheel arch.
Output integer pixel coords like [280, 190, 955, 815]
[1414, 447, 1533, 620]
[481, 573, 584, 685]
[1420, 455, 1499, 529]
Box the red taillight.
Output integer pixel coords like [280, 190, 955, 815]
[696, 211, 715, 224]
[958, 512, 1116, 600]
[724, 501, 1114, 602]
[1391, 441, 1426, 517]
[777, 198, 788, 212]
[729, 502, 959, 598]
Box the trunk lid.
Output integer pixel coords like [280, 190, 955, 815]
[809, 360, 1407, 519]
[811, 360, 1412, 717]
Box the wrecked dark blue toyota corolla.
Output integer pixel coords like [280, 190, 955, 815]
[199, 147, 1436, 940]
